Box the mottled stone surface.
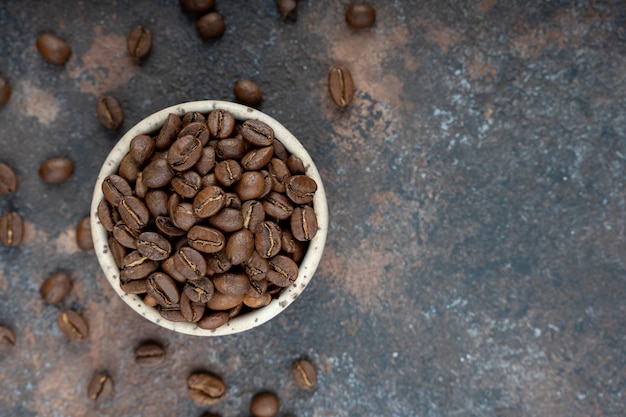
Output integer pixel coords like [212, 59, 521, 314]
[1, 1, 625, 416]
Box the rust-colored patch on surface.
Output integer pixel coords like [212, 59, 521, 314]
[53, 226, 80, 255]
[476, 0, 498, 14]
[17, 81, 61, 126]
[465, 56, 498, 82]
[418, 20, 463, 54]
[67, 25, 138, 96]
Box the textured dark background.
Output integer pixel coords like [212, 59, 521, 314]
[1, 1, 626, 416]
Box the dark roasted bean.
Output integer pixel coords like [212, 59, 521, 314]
[250, 391, 280, 417]
[174, 246, 208, 280]
[267, 255, 299, 287]
[87, 371, 114, 402]
[142, 158, 174, 188]
[127, 25, 152, 59]
[187, 372, 226, 405]
[241, 146, 274, 171]
[120, 250, 159, 280]
[345, 2, 376, 28]
[39, 157, 74, 183]
[193, 185, 225, 218]
[277, 0, 297, 21]
[36, 33, 71, 65]
[292, 358, 318, 389]
[179, 0, 215, 13]
[40, 272, 73, 304]
[57, 310, 89, 341]
[102, 174, 132, 207]
[255, 221, 282, 258]
[234, 79, 263, 107]
[196, 12, 226, 39]
[285, 175, 317, 204]
[291, 205, 318, 241]
[134, 341, 166, 367]
[97, 95, 124, 130]
[155, 113, 183, 149]
[129, 134, 156, 165]
[168, 135, 203, 171]
[118, 196, 150, 230]
[241, 119, 274, 146]
[0, 162, 18, 194]
[183, 277, 214, 303]
[328, 65, 354, 107]
[187, 225, 225, 254]
[0, 211, 24, 247]
[0, 77, 11, 106]
[137, 231, 172, 261]
[207, 109, 235, 139]
[146, 272, 180, 306]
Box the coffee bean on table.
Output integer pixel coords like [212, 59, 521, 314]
[57, 309, 89, 341]
[39, 157, 74, 183]
[134, 341, 166, 367]
[197, 12, 226, 39]
[187, 372, 227, 405]
[234, 79, 263, 107]
[36, 33, 71, 65]
[97, 95, 124, 130]
[0, 76, 11, 105]
[276, 0, 297, 21]
[87, 371, 114, 402]
[346, 2, 376, 28]
[40, 272, 73, 304]
[0, 162, 18, 194]
[0, 326, 15, 354]
[127, 25, 152, 59]
[328, 65, 354, 108]
[0, 211, 24, 247]
[292, 358, 317, 389]
[179, 0, 215, 13]
[76, 216, 94, 251]
[250, 391, 280, 417]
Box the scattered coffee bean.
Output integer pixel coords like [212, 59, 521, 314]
[179, 0, 215, 13]
[234, 79, 263, 107]
[187, 372, 227, 405]
[57, 309, 89, 341]
[0, 326, 15, 354]
[250, 391, 280, 417]
[328, 65, 354, 108]
[127, 25, 152, 59]
[197, 12, 226, 39]
[292, 358, 317, 389]
[0, 162, 18, 194]
[346, 2, 376, 28]
[76, 216, 94, 251]
[87, 371, 114, 402]
[40, 272, 73, 304]
[97, 95, 124, 130]
[0, 211, 24, 247]
[134, 341, 166, 367]
[276, 0, 297, 21]
[39, 157, 74, 183]
[0, 76, 11, 105]
[36, 33, 72, 65]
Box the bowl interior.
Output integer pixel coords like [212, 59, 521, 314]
[90, 100, 328, 336]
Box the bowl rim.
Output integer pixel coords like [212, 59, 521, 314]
[90, 100, 328, 336]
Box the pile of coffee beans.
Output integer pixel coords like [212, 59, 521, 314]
[97, 108, 319, 329]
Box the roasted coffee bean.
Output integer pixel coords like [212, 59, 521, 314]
[168, 135, 203, 171]
[57, 310, 89, 341]
[187, 372, 226, 405]
[120, 250, 159, 280]
[242, 200, 265, 233]
[197, 12, 226, 39]
[272, 139, 289, 161]
[328, 65, 354, 107]
[174, 246, 208, 280]
[243, 251, 269, 281]
[183, 277, 214, 303]
[287, 154, 306, 175]
[197, 311, 229, 330]
[144, 294, 159, 306]
[147, 272, 180, 306]
[206, 250, 232, 274]
[209, 207, 244, 232]
[241, 146, 274, 170]
[171, 202, 199, 231]
[135, 172, 148, 198]
[196, 146, 216, 175]
[193, 185, 225, 218]
[267, 255, 298, 287]
[87, 371, 114, 402]
[224, 192, 242, 209]
[36, 33, 71, 65]
[179, 121, 210, 146]
[214, 159, 242, 187]
[179, 0, 215, 13]
[76, 216, 94, 251]
[39, 157, 74, 183]
[277, 0, 297, 21]
[161, 256, 188, 283]
[285, 175, 317, 204]
[134, 341, 165, 367]
[207, 109, 235, 139]
[159, 305, 186, 321]
[109, 237, 127, 267]
[171, 171, 202, 198]
[130, 134, 156, 165]
[137, 231, 172, 261]
[118, 153, 140, 183]
[127, 25, 152, 59]
[0, 326, 15, 353]
[40, 272, 73, 304]
[225, 229, 255, 265]
[0, 211, 24, 247]
[213, 272, 251, 296]
[234, 79, 263, 107]
[182, 111, 206, 125]
[145, 190, 169, 217]
[250, 391, 280, 417]
[0, 162, 17, 194]
[291, 205, 318, 241]
[118, 196, 150, 230]
[156, 113, 183, 149]
[232, 171, 265, 201]
[206, 291, 244, 310]
[142, 158, 175, 188]
[292, 358, 317, 389]
[97, 95, 124, 129]
[120, 278, 147, 294]
[102, 174, 132, 207]
[180, 291, 206, 322]
[0, 76, 11, 105]
[268, 158, 290, 193]
[241, 119, 274, 146]
[255, 221, 282, 258]
[280, 231, 301, 254]
[187, 225, 225, 254]
[263, 191, 294, 220]
[155, 216, 186, 237]
[216, 137, 247, 160]
[97, 199, 117, 232]
[113, 221, 139, 249]
[346, 2, 376, 28]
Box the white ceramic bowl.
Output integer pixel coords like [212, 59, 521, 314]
[90, 100, 328, 336]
